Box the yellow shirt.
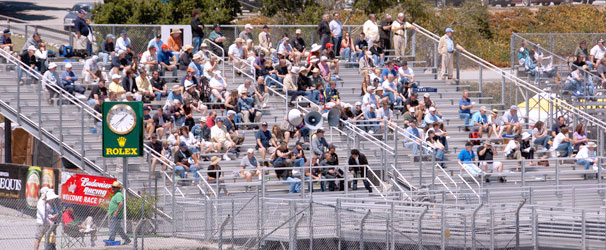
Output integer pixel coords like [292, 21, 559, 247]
[391, 21, 413, 36]
[109, 81, 125, 99]
[136, 76, 152, 93]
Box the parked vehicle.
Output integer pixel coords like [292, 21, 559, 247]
[63, 2, 95, 31]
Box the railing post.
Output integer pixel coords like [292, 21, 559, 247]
[308, 200, 313, 250]
[218, 215, 231, 250]
[510, 34, 515, 72]
[515, 199, 526, 249]
[411, 30, 416, 59]
[80, 106, 85, 168]
[336, 199, 341, 250]
[289, 200, 296, 250]
[418, 207, 427, 250]
[581, 209, 586, 250]
[390, 202, 395, 250]
[521, 160, 526, 187]
[490, 206, 495, 250]
[37, 75, 42, 140]
[501, 72, 506, 106]
[555, 157, 560, 187]
[418, 145, 423, 187]
[441, 203, 446, 250]
[456, 50, 460, 85]
[359, 210, 370, 250]
[549, 34, 554, 53]
[532, 206, 538, 250]
[383, 126, 388, 180]
[479, 66, 483, 98]
[471, 203, 483, 250]
[172, 170, 176, 236]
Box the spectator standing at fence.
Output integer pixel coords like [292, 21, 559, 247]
[34, 187, 55, 250]
[259, 25, 272, 51]
[107, 181, 130, 245]
[576, 141, 598, 170]
[73, 9, 91, 56]
[458, 90, 473, 131]
[363, 14, 379, 44]
[392, 13, 413, 59]
[438, 28, 464, 80]
[0, 29, 13, 52]
[190, 9, 204, 54]
[590, 39, 606, 67]
[329, 13, 343, 56]
[316, 14, 330, 50]
[379, 14, 393, 53]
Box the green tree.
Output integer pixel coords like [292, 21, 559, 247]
[353, 0, 397, 14]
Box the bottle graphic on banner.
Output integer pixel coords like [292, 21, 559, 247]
[25, 166, 41, 208]
[41, 168, 55, 190]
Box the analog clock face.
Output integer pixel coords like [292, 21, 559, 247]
[106, 104, 137, 135]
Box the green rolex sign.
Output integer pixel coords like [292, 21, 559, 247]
[102, 102, 143, 157]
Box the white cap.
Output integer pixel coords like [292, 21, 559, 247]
[46, 190, 59, 200]
[290, 66, 300, 73]
[118, 49, 126, 54]
[28, 45, 36, 51]
[355, 101, 362, 106]
[227, 110, 236, 116]
[184, 79, 194, 89]
[522, 132, 531, 140]
[295, 29, 302, 34]
[214, 70, 222, 76]
[365, 51, 372, 56]
[91, 55, 99, 61]
[480, 106, 487, 111]
[429, 107, 436, 112]
[65, 63, 72, 68]
[112, 74, 121, 80]
[367, 86, 375, 91]
[320, 56, 328, 61]
[398, 13, 404, 17]
[409, 107, 415, 113]
[245, 24, 253, 29]
[39, 187, 50, 199]
[247, 148, 254, 154]
[423, 93, 430, 98]
[48, 63, 57, 69]
[370, 104, 376, 109]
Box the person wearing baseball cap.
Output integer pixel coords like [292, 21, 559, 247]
[225, 110, 245, 145]
[478, 140, 504, 182]
[423, 106, 443, 128]
[60, 62, 86, 96]
[503, 105, 522, 135]
[158, 43, 178, 82]
[470, 106, 490, 138]
[16, 43, 38, 85]
[240, 24, 254, 42]
[577, 141, 598, 170]
[239, 148, 261, 186]
[228, 37, 246, 71]
[107, 181, 131, 245]
[590, 39, 605, 66]
[209, 24, 227, 57]
[438, 27, 465, 80]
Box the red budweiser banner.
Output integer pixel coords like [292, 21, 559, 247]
[61, 174, 116, 206]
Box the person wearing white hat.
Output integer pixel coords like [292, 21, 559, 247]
[423, 106, 443, 128]
[470, 106, 490, 138]
[576, 141, 598, 170]
[402, 106, 417, 127]
[391, 13, 416, 58]
[228, 37, 246, 71]
[364, 103, 380, 134]
[109, 74, 126, 99]
[239, 148, 261, 185]
[82, 55, 101, 84]
[359, 48, 376, 88]
[362, 85, 377, 113]
[60, 62, 86, 96]
[438, 27, 465, 80]
[292, 29, 307, 62]
[16, 44, 38, 85]
[278, 35, 296, 62]
[520, 131, 536, 162]
[283, 66, 306, 105]
[239, 24, 254, 42]
[34, 187, 58, 250]
[42, 62, 60, 103]
[209, 69, 228, 102]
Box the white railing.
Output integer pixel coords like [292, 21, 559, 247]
[203, 38, 226, 74]
[458, 162, 481, 201]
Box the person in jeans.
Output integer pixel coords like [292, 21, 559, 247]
[458, 142, 484, 178]
[458, 90, 473, 131]
[107, 181, 131, 245]
[61, 63, 85, 96]
[329, 12, 343, 56]
[532, 121, 550, 150]
[551, 126, 573, 157]
[174, 141, 200, 180]
[576, 142, 598, 170]
[404, 119, 421, 156]
[99, 34, 115, 65]
[17, 45, 37, 84]
[190, 10, 205, 54]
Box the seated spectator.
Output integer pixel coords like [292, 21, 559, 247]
[427, 122, 448, 152]
[225, 110, 244, 145]
[398, 81, 415, 104]
[323, 44, 341, 80]
[153, 108, 173, 140]
[209, 24, 227, 56]
[359, 51, 376, 93]
[211, 118, 236, 160]
[354, 33, 368, 61]
[191, 117, 214, 157]
[284, 66, 306, 105]
[423, 107, 443, 129]
[238, 89, 262, 124]
[168, 99, 186, 128]
[402, 107, 417, 128]
[477, 140, 504, 182]
[405, 93, 424, 122]
[323, 81, 340, 106]
[60, 63, 85, 96]
[98, 34, 115, 64]
[458, 91, 473, 131]
[167, 85, 183, 104]
[340, 32, 355, 63]
[17, 45, 37, 85]
[143, 106, 154, 139]
[370, 40, 384, 66]
[551, 116, 566, 138]
[278, 36, 296, 62]
[520, 132, 535, 163]
[266, 58, 288, 87]
[503, 105, 522, 135]
[62, 207, 96, 245]
[137, 45, 157, 75]
[42, 63, 60, 103]
[122, 70, 141, 101]
[110, 50, 128, 75]
[319, 56, 337, 84]
[115, 30, 132, 52]
[240, 148, 261, 187]
[304, 157, 325, 192]
[404, 119, 421, 156]
[87, 79, 107, 107]
[488, 109, 504, 138]
[297, 68, 314, 102]
[504, 134, 522, 162]
[174, 141, 200, 181]
[311, 82, 325, 105]
[382, 73, 402, 106]
[228, 38, 246, 71]
[576, 141, 598, 170]
[398, 61, 417, 88]
[376, 101, 393, 126]
[209, 71, 228, 102]
[167, 28, 183, 58]
[179, 45, 194, 69]
[34, 42, 49, 73]
[147, 34, 164, 55]
[470, 106, 489, 138]
[0, 29, 14, 53]
[158, 44, 178, 82]
[573, 124, 589, 152]
[532, 121, 550, 149]
[525, 50, 540, 84]
[589, 39, 605, 67]
[109, 74, 126, 99]
[518, 41, 529, 66]
[292, 29, 307, 65]
[458, 142, 484, 178]
[597, 58, 606, 89]
[362, 86, 378, 113]
[136, 69, 155, 102]
[421, 93, 438, 114]
[426, 130, 445, 164]
[321, 152, 342, 191]
[351, 101, 366, 129]
[564, 65, 590, 96]
[256, 122, 278, 162]
[311, 129, 328, 159]
[364, 104, 381, 134]
[207, 156, 230, 196]
[82, 55, 101, 84]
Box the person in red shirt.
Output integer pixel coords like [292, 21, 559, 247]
[62, 207, 97, 246]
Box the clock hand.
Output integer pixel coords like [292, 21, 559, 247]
[112, 114, 127, 128]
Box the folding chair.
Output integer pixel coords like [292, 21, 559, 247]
[60, 223, 87, 248]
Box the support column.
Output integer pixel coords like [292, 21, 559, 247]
[4, 119, 10, 163]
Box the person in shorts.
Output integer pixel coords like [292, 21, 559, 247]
[477, 140, 505, 183]
[240, 148, 261, 185]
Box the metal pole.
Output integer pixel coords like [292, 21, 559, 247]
[336, 199, 341, 250]
[521, 160, 526, 187]
[510, 34, 515, 72]
[556, 157, 560, 187]
[123, 157, 128, 235]
[456, 51, 460, 85]
[172, 168, 176, 236]
[501, 73, 506, 106]
[59, 94, 63, 169]
[390, 202, 395, 250]
[4, 120, 10, 163]
[308, 200, 313, 250]
[37, 76, 42, 140]
[490, 206, 495, 250]
[418, 207, 427, 250]
[231, 199, 235, 249]
[383, 127, 388, 180]
[471, 203, 484, 250]
[394, 126, 398, 171]
[418, 145, 423, 187]
[581, 209, 586, 250]
[532, 206, 538, 250]
[360, 210, 371, 250]
[441, 203, 445, 250]
[81, 107, 85, 168]
[479, 66, 483, 98]
[515, 199, 526, 249]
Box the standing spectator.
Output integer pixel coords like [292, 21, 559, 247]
[576, 142, 598, 170]
[458, 142, 483, 177]
[190, 9, 205, 54]
[329, 13, 343, 56]
[158, 44, 178, 82]
[99, 34, 116, 65]
[551, 127, 573, 157]
[348, 149, 372, 192]
[470, 106, 490, 138]
[532, 121, 550, 149]
[477, 141, 504, 182]
[589, 39, 605, 66]
[318, 14, 332, 50]
[503, 105, 522, 135]
[34, 188, 57, 250]
[17, 46, 37, 85]
[391, 13, 415, 59]
[259, 25, 273, 51]
[438, 28, 464, 80]
[73, 9, 91, 56]
[115, 30, 132, 52]
[0, 29, 14, 52]
[107, 182, 130, 245]
[256, 122, 278, 161]
[363, 14, 379, 44]
[239, 24, 254, 41]
[61, 63, 85, 96]
[458, 90, 473, 131]
[209, 25, 227, 57]
[379, 14, 393, 53]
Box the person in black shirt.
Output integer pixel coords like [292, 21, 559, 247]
[73, 9, 92, 56]
[153, 108, 173, 140]
[110, 50, 128, 75]
[99, 34, 115, 64]
[174, 142, 199, 180]
[88, 80, 108, 106]
[207, 156, 230, 195]
[292, 29, 306, 60]
[370, 41, 385, 66]
[148, 134, 163, 173]
[190, 9, 205, 54]
[379, 14, 393, 53]
[318, 14, 331, 50]
[17, 46, 37, 84]
[348, 149, 372, 192]
[121, 70, 139, 95]
[477, 140, 504, 182]
[150, 71, 167, 101]
[405, 93, 423, 121]
[354, 33, 368, 61]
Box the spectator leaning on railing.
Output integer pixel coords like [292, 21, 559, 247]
[438, 27, 465, 81]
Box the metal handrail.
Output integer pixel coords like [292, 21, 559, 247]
[203, 38, 225, 73]
[458, 162, 481, 200]
[390, 164, 417, 191]
[389, 121, 434, 153]
[413, 23, 606, 131]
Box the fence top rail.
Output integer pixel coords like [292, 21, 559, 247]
[515, 32, 606, 36]
[0, 23, 368, 28]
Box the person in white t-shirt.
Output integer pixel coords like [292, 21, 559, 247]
[209, 71, 228, 102]
[589, 39, 606, 67]
[211, 117, 235, 160]
[376, 101, 393, 128]
[551, 126, 573, 157]
[504, 134, 522, 160]
[140, 45, 158, 74]
[576, 141, 597, 170]
[362, 86, 378, 112]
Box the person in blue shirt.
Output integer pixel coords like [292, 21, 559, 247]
[470, 106, 490, 138]
[188, 54, 204, 80]
[148, 34, 164, 53]
[404, 119, 421, 155]
[167, 85, 183, 104]
[423, 107, 443, 128]
[380, 61, 398, 81]
[60, 63, 85, 95]
[158, 44, 178, 82]
[458, 142, 483, 177]
[458, 90, 473, 131]
[364, 104, 380, 134]
[323, 81, 340, 104]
